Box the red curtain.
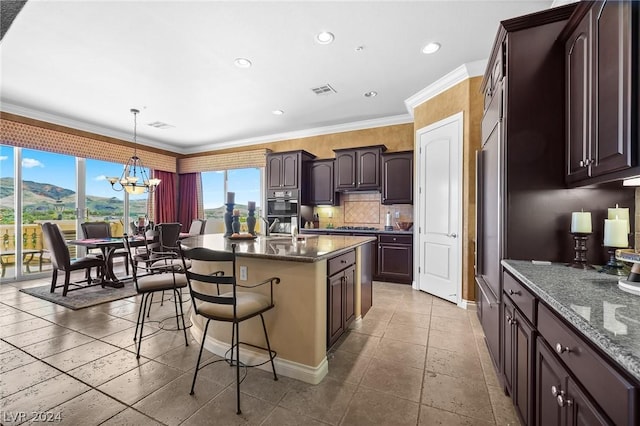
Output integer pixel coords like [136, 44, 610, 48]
[177, 172, 200, 232]
[153, 170, 177, 224]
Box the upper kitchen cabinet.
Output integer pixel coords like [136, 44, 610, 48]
[306, 159, 339, 206]
[267, 150, 315, 191]
[334, 145, 386, 191]
[381, 151, 413, 205]
[564, 0, 638, 185]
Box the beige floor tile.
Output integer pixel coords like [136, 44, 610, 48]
[2, 323, 73, 348]
[0, 311, 37, 326]
[99, 408, 164, 426]
[426, 346, 485, 382]
[48, 389, 127, 426]
[0, 338, 14, 354]
[125, 328, 190, 359]
[99, 324, 160, 349]
[238, 367, 293, 404]
[41, 310, 115, 331]
[390, 310, 431, 329]
[428, 329, 475, 354]
[383, 322, 429, 346]
[430, 312, 473, 334]
[134, 372, 224, 426]
[418, 405, 495, 425]
[22, 303, 68, 317]
[154, 339, 213, 371]
[348, 317, 388, 337]
[374, 337, 426, 369]
[422, 371, 494, 423]
[0, 374, 90, 419]
[333, 331, 380, 358]
[279, 377, 357, 425]
[191, 355, 239, 388]
[42, 340, 119, 372]
[0, 317, 53, 338]
[21, 330, 96, 359]
[487, 384, 521, 426]
[98, 360, 183, 405]
[360, 357, 423, 402]
[0, 347, 38, 373]
[0, 360, 62, 398]
[68, 349, 149, 387]
[326, 349, 372, 385]
[341, 387, 420, 426]
[397, 300, 433, 315]
[76, 317, 136, 339]
[261, 406, 328, 426]
[181, 387, 274, 425]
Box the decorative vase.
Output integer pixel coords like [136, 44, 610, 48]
[247, 204, 256, 235]
[224, 203, 234, 236]
[232, 215, 241, 234]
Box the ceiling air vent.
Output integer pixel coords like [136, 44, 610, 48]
[147, 121, 174, 130]
[311, 84, 337, 96]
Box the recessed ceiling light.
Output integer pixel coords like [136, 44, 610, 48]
[355, 45, 364, 52]
[234, 58, 252, 68]
[272, 110, 284, 115]
[315, 31, 334, 45]
[364, 91, 377, 98]
[422, 42, 441, 54]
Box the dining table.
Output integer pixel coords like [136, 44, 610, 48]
[67, 235, 148, 288]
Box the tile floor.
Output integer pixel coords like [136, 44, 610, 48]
[0, 270, 520, 425]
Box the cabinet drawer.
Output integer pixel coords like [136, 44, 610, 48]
[328, 250, 355, 276]
[503, 271, 536, 323]
[538, 303, 637, 426]
[378, 234, 412, 245]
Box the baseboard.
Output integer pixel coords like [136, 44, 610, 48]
[189, 321, 328, 385]
[458, 299, 476, 310]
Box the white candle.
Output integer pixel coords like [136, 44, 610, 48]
[608, 204, 630, 234]
[604, 217, 629, 248]
[571, 211, 592, 233]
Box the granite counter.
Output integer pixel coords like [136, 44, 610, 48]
[502, 259, 640, 382]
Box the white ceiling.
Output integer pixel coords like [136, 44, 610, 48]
[1, 0, 557, 154]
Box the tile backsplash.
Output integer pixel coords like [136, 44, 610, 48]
[312, 192, 413, 229]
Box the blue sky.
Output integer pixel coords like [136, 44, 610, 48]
[1, 146, 262, 207]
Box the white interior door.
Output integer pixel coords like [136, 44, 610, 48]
[416, 113, 462, 303]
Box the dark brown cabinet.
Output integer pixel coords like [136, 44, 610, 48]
[306, 159, 339, 206]
[381, 151, 413, 205]
[352, 233, 374, 317]
[564, 0, 635, 184]
[376, 234, 412, 284]
[266, 151, 314, 191]
[327, 249, 356, 348]
[334, 145, 385, 191]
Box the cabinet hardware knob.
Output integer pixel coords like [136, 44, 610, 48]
[579, 160, 585, 167]
[506, 315, 512, 324]
[557, 394, 571, 407]
[508, 289, 521, 296]
[551, 385, 560, 397]
[555, 343, 571, 354]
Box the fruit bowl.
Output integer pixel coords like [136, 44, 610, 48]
[396, 221, 413, 231]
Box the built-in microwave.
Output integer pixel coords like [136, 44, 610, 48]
[267, 198, 298, 216]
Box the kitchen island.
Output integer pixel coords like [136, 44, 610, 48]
[180, 233, 376, 384]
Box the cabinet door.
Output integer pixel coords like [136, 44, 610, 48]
[357, 148, 380, 189]
[592, 0, 633, 177]
[382, 153, 413, 204]
[335, 151, 356, 190]
[344, 265, 356, 327]
[566, 376, 611, 426]
[281, 152, 299, 189]
[565, 13, 592, 183]
[536, 338, 565, 426]
[513, 309, 534, 426]
[267, 155, 283, 189]
[503, 298, 516, 398]
[309, 161, 336, 205]
[328, 273, 344, 347]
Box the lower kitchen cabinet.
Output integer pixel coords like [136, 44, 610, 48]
[327, 250, 356, 348]
[376, 234, 413, 284]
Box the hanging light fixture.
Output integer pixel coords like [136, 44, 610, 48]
[106, 108, 161, 195]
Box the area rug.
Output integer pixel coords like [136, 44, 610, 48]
[20, 283, 138, 310]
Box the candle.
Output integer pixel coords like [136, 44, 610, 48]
[248, 201, 256, 210]
[604, 217, 629, 247]
[233, 209, 240, 216]
[226, 192, 235, 204]
[608, 204, 630, 234]
[571, 211, 592, 233]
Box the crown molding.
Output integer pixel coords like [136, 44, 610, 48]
[404, 59, 487, 116]
[181, 114, 414, 154]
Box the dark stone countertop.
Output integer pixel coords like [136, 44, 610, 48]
[180, 233, 376, 263]
[502, 259, 640, 383]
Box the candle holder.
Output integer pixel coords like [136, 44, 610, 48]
[247, 204, 256, 235]
[224, 203, 234, 237]
[568, 232, 594, 269]
[601, 246, 629, 276]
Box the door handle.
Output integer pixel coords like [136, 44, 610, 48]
[447, 233, 458, 238]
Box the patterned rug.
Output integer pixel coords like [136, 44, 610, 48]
[20, 283, 138, 310]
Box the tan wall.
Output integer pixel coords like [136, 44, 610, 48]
[413, 76, 483, 302]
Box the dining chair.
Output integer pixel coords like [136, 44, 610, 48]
[180, 244, 279, 414]
[149, 222, 184, 271]
[41, 222, 105, 296]
[187, 219, 206, 235]
[122, 234, 189, 358]
[80, 221, 129, 275]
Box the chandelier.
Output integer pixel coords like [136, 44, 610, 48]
[107, 108, 161, 195]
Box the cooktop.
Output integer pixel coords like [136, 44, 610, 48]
[335, 226, 378, 231]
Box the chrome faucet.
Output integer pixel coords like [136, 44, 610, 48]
[260, 217, 279, 236]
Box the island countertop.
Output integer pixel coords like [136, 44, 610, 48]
[180, 233, 376, 262]
[502, 259, 640, 383]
